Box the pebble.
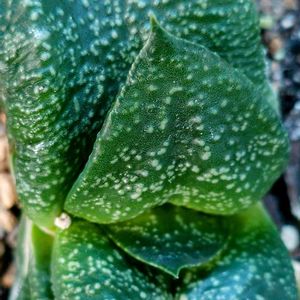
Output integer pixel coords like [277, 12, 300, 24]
[0, 209, 17, 232]
[281, 225, 300, 251]
[0, 136, 9, 172]
[281, 13, 297, 30]
[0, 113, 5, 126]
[54, 213, 72, 230]
[284, 0, 298, 10]
[0, 174, 16, 209]
[1, 264, 15, 288]
[269, 36, 283, 55]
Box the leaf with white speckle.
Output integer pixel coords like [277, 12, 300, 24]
[2, 0, 279, 227]
[124, 0, 278, 110]
[175, 204, 297, 300]
[52, 219, 171, 300]
[65, 18, 288, 224]
[9, 216, 54, 300]
[107, 204, 229, 278]
[1, 0, 129, 227]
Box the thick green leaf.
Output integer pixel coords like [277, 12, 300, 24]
[65, 18, 288, 224]
[1, 0, 277, 227]
[0, 0, 129, 227]
[176, 204, 297, 300]
[29, 225, 54, 300]
[52, 219, 171, 300]
[9, 216, 53, 300]
[107, 204, 229, 278]
[124, 0, 278, 110]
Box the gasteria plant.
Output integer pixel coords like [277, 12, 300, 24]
[0, 0, 297, 299]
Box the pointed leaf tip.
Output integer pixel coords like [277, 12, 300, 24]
[149, 14, 165, 37]
[65, 17, 288, 224]
[149, 13, 159, 29]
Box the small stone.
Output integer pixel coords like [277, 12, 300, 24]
[1, 264, 15, 288]
[0, 209, 17, 232]
[281, 225, 299, 252]
[281, 14, 296, 30]
[269, 36, 283, 56]
[54, 213, 72, 230]
[0, 136, 9, 172]
[283, 0, 298, 10]
[0, 173, 17, 209]
[0, 113, 6, 125]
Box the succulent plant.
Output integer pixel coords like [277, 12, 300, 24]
[0, 0, 297, 299]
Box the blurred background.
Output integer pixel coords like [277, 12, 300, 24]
[0, 0, 300, 298]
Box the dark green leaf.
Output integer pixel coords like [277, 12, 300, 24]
[1, 0, 277, 227]
[107, 204, 229, 278]
[124, 0, 278, 110]
[65, 18, 288, 224]
[0, 0, 129, 227]
[52, 219, 171, 300]
[29, 225, 54, 300]
[176, 204, 297, 300]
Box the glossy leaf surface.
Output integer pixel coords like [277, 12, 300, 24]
[176, 205, 297, 300]
[52, 219, 171, 300]
[66, 19, 288, 223]
[1, 0, 278, 227]
[0, 0, 128, 227]
[124, 0, 278, 109]
[107, 204, 229, 278]
[29, 225, 54, 300]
